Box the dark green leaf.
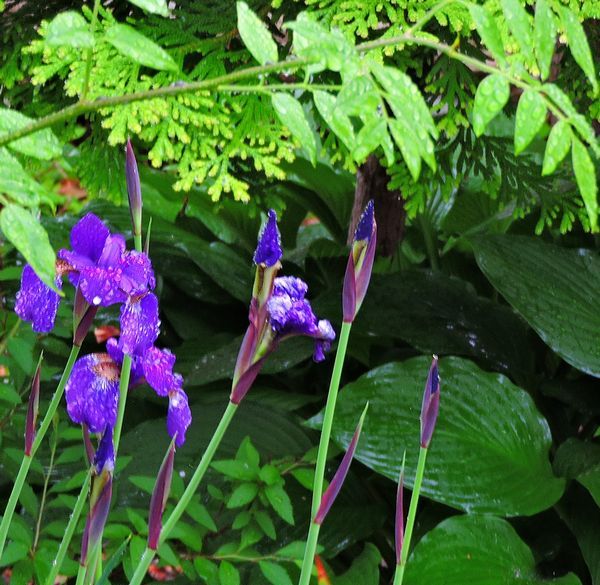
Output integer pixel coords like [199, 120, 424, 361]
[500, 0, 534, 61]
[472, 74, 510, 136]
[309, 356, 564, 515]
[272, 93, 316, 165]
[571, 138, 598, 232]
[237, 2, 278, 65]
[46, 11, 94, 48]
[0, 205, 58, 292]
[96, 536, 131, 585]
[105, 24, 178, 72]
[0, 110, 62, 160]
[335, 543, 381, 585]
[473, 235, 600, 376]
[534, 0, 556, 80]
[542, 120, 572, 175]
[514, 90, 547, 154]
[404, 515, 582, 585]
[469, 5, 507, 66]
[554, 439, 600, 507]
[126, 0, 169, 16]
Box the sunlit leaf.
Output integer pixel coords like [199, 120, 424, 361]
[472, 74, 510, 136]
[46, 11, 94, 48]
[514, 90, 547, 154]
[272, 93, 316, 165]
[236, 1, 278, 65]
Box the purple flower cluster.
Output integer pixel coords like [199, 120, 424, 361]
[15, 212, 191, 446]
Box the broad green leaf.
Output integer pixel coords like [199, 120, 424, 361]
[335, 544, 381, 585]
[237, 2, 278, 65]
[473, 235, 600, 376]
[0, 541, 29, 567]
[0, 205, 57, 292]
[542, 120, 572, 175]
[571, 137, 598, 231]
[472, 74, 510, 136]
[105, 24, 177, 72]
[259, 561, 293, 585]
[534, 0, 556, 80]
[219, 561, 240, 585]
[558, 6, 598, 92]
[313, 90, 354, 150]
[309, 356, 564, 515]
[0, 109, 61, 160]
[500, 0, 534, 61]
[0, 148, 41, 206]
[514, 90, 547, 154]
[469, 5, 507, 66]
[271, 93, 316, 165]
[404, 515, 582, 585]
[554, 439, 600, 507]
[226, 483, 259, 508]
[46, 11, 94, 48]
[126, 0, 169, 16]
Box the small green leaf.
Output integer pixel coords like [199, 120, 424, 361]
[514, 90, 547, 154]
[46, 11, 94, 48]
[0, 205, 57, 292]
[469, 5, 507, 65]
[534, 0, 556, 80]
[313, 90, 355, 150]
[211, 459, 255, 481]
[271, 93, 316, 165]
[500, 0, 534, 61]
[542, 120, 572, 175]
[226, 483, 259, 508]
[255, 511, 276, 539]
[236, 436, 260, 470]
[264, 484, 294, 524]
[105, 24, 178, 72]
[472, 74, 510, 136]
[219, 561, 240, 585]
[259, 561, 293, 585]
[126, 0, 169, 16]
[0, 109, 62, 160]
[236, 1, 278, 65]
[571, 138, 598, 232]
[185, 500, 218, 532]
[558, 7, 598, 93]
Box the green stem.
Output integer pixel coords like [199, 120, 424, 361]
[80, 0, 101, 100]
[393, 446, 429, 585]
[33, 429, 58, 551]
[113, 354, 132, 455]
[75, 563, 87, 585]
[298, 321, 352, 585]
[128, 400, 239, 585]
[133, 233, 142, 253]
[0, 343, 80, 559]
[45, 470, 92, 585]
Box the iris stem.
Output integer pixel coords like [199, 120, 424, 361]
[113, 354, 132, 455]
[393, 446, 429, 585]
[298, 321, 352, 585]
[0, 343, 80, 559]
[45, 470, 92, 585]
[128, 400, 239, 585]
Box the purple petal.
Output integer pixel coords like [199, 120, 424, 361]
[313, 320, 335, 362]
[97, 234, 126, 268]
[141, 345, 182, 397]
[148, 439, 175, 550]
[272, 276, 307, 300]
[70, 213, 110, 264]
[354, 226, 377, 312]
[354, 200, 375, 242]
[253, 209, 282, 267]
[118, 293, 160, 356]
[106, 338, 124, 366]
[342, 254, 356, 323]
[94, 425, 115, 475]
[420, 355, 440, 448]
[119, 251, 155, 296]
[314, 404, 368, 525]
[167, 389, 191, 447]
[65, 354, 120, 433]
[230, 354, 270, 404]
[15, 265, 62, 333]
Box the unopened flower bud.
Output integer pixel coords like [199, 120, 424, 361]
[420, 356, 440, 448]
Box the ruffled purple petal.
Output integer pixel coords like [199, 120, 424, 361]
[15, 265, 62, 333]
[313, 319, 335, 362]
[141, 345, 183, 397]
[167, 389, 191, 447]
[119, 251, 155, 296]
[253, 210, 282, 267]
[118, 293, 160, 356]
[272, 276, 308, 300]
[65, 354, 120, 433]
[70, 213, 110, 264]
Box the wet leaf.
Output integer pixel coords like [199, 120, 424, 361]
[272, 93, 316, 165]
[514, 90, 547, 154]
[0, 109, 62, 160]
[472, 74, 510, 136]
[46, 11, 94, 48]
[237, 1, 278, 65]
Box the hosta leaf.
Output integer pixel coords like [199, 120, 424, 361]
[534, 0, 556, 80]
[126, 0, 169, 16]
[105, 24, 177, 72]
[571, 138, 598, 231]
[514, 90, 547, 154]
[554, 439, 600, 507]
[473, 235, 600, 376]
[469, 5, 507, 66]
[0, 109, 62, 160]
[309, 356, 564, 516]
[272, 93, 316, 165]
[472, 74, 510, 136]
[404, 515, 582, 585]
[46, 11, 94, 48]
[237, 1, 278, 65]
[542, 120, 572, 175]
[500, 0, 534, 61]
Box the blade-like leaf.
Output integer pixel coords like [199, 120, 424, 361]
[236, 1, 278, 65]
[472, 74, 510, 136]
[271, 93, 316, 165]
[469, 5, 507, 66]
[500, 0, 534, 61]
[542, 120, 572, 175]
[313, 90, 354, 150]
[514, 90, 547, 154]
[534, 0, 556, 80]
[571, 137, 598, 231]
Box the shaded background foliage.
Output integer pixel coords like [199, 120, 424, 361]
[0, 0, 599, 583]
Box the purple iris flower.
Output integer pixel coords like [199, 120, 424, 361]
[253, 210, 282, 267]
[65, 338, 191, 447]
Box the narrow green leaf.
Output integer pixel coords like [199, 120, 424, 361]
[96, 536, 131, 585]
[469, 5, 507, 65]
[105, 24, 178, 72]
[219, 561, 240, 585]
[542, 120, 572, 175]
[534, 0, 556, 80]
[271, 93, 316, 165]
[514, 90, 547, 154]
[571, 138, 598, 231]
[46, 11, 94, 48]
[313, 90, 355, 150]
[0, 205, 58, 292]
[558, 6, 598, 93]
[126, 0, 169, 16]
[236, 1, 278, 65]
[254, 511, 276, 539]
[389, 119, 422, 181]
[259, 561, 293, 585]
[472, 74, 510, 136]
[500, 0, 534, 61]
[0, 109, 62, 160]
[0, 148, 41, 207]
